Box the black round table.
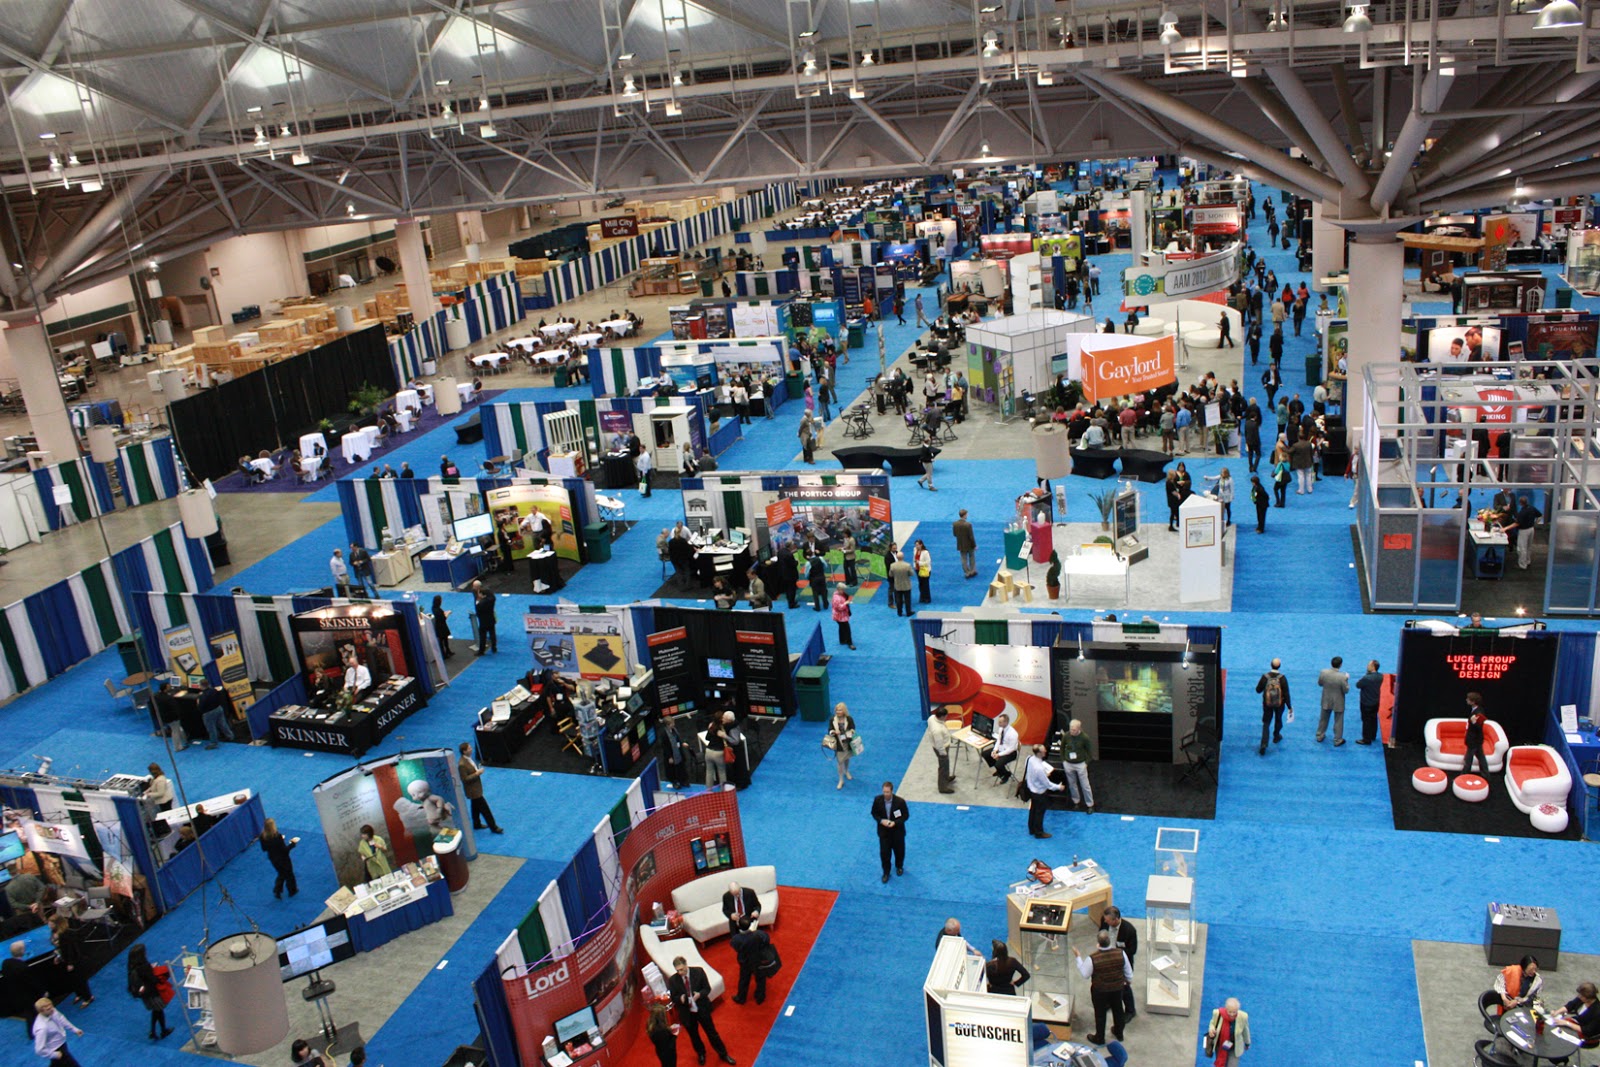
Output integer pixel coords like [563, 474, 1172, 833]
[1498, 1006, 1586, 1062]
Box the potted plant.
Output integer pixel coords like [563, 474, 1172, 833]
[348, 381, 388, 419]
[1088, 487, 1117, 531]
[1046, 550, 1061, 600]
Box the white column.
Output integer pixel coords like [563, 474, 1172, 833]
[395, 220, 438, 322]
[1311, 201, 1347, 289]
[1, 313, 78, 462]
[1342, 234, 1405, 444]
[1129, 188, 1148, 258]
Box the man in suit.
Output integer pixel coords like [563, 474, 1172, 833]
[1315, 655, 1350, 747]
[3, 941, 43, 1040]
[668, 958, 736, 1065]
[1099, 905, 1138, 1020]
[721, 881, 760, 936]
[730, 916, 772, 1005]
[871, 781, 909, 884]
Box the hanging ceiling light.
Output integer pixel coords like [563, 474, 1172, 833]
[1343, 4, 1373, 32]
[801, 50, 818, 75]
[478, 95, 490, 111]
[290, 149, 310, 165]
[1534, 0, 1583, 28]
[860, 49, 874, 66]
[1268, 5, 1289, 30]
[982, 31, 1001, 57]
[621, 74, 639, 96]
[66, 151, 80, 167]
[979, 142, 994, 159]
[253, 125, 268, 147]
[671, 68, 683, 86]
[47, 152, 62, 175]
[441, 100, 454, 120]
[279, 123, 292, 137]
[479, 122, 497, 138]
[1158, 9, 1182, 45]
[1509, 177, 1530, 205]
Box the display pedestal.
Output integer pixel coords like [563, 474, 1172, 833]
[1177, 495, 1223, 603]
[434, 832, 469, 894]
[1144, 874, 1195, 1016]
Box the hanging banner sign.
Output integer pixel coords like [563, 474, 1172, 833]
[209, 630, 256, 714]
[1079, 335, 1178, 403]
[599, 216, 640, 239]
[1187, 205, 1241, 235]
[1123, 243, 1241, 300]
[19, 818, 91, 862]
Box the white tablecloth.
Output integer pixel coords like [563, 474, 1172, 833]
[299, 432, 328, 458]
[458, 382, 475, 403]
[471, 353, 509, 370]
[599, 319, 633, 335]
[507, 336, 545, 353]
[342, 426, 381, 463]
[571, 332, 604, 348]
[529, 352, 563, 367]
[247, 459, 276, 478]
[396, 410, 415, 433]
[418, 384, 435, 406]
[540, 322, 576, 337]
[301, 455, 322, 481]
[396, 388, 420, 413]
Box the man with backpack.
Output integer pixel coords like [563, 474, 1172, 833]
[1255, 658, 1292, 756]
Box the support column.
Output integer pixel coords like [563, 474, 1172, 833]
[1311, 201, 1347, 290]
[395, 220, 438, 323]
[1, 313, 78, 463]
[1129, 188, 1149, 261]
[1342, 234, 1406, 443]
[456, 211, 486, 260]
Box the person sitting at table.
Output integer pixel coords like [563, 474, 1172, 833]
[289, 451, 305, 480]
[307, 667, 338, 707]
[1496, 954, 1544, 1009]
[189, 804, 218, 838]
[440, 454, 460, 478]
[1557, 981, 1600, 1045]
[471, 377, 484, 397]
[238, 456, 264, 484]
[172, 824, 197, 854]
[982, 713, 1020, 784]
[342, 648, 372, 699]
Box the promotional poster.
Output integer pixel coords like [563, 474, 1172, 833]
[290, 605, 413, 690]
[1526, 318, 1598, 361]
[163, 624, 205, 687]
[313, 750, 473, 889]
[781, 483, 892, 581]
[209, 630, 255, 714]
[1078, 335, 1176, 403]
[650, 606, 797, 717]
[487, 484, 580, 563]
[923, 636, 1054, 745]
[1426, 323, 1502, 363]
[522, 608, 631, 680]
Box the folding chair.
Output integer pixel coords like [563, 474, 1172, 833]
[1179, 717, 1218, 784]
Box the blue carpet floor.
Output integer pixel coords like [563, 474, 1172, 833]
[9, 185, 1600, 1067]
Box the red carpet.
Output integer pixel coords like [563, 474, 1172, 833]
[608, 886, 838, 1067]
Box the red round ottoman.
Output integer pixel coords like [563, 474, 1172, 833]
[1412, 767, 1448, 795]
[1453, 774, 1489, 802]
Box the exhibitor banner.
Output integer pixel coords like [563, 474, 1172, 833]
[209, 630, 255, 714]
[1078, 335, 1176, 403]
[163, 624, 205, 687]
[312, 749, 473, 889]
[1123, 243, 1240, 300]
[922, 636, 1054, 745]
[487, 483, 580, 562]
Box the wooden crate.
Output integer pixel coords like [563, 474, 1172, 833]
[192, 325, 226, 344]
[283, 303, 330, 320]
[194, 341, 243, 362]
[257, 319, 305, 344]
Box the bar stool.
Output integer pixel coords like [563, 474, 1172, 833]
[1583, 772, 1600, 841]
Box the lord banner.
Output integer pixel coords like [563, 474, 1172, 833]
[1078, 335, 1176, 402]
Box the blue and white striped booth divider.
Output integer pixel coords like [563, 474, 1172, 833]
[388, 271, 524, 383]
[480, 397, 723, 472]
[337, 473, 601, 553]
[33, 458, 115, 529]
[116, 437, 183, 506]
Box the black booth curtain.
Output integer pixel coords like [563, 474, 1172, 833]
[169, 325, 397, 482]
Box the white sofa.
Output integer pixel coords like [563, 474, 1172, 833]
[669, 865, 779, 943]
[1423, 717, 1510, 772]
[1505, 744, 1573, 814]
[638, 924, 724, 1001]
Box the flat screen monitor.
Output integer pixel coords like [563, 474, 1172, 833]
[971, 710, 996, 740]
[0, 831, 23, 865]
[1094, 658, 1178, 715]
[706, 658, 735, 680]
[276, 917, 354, 982]
[453, 512, 495, 541]
[554, 1005, 604, 1054]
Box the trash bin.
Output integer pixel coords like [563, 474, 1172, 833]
[1557, 287, 1574, 309]
[847, 321, 865, 349]
[114, 633, 144, 678]
[1304, 354, 1322, 386]
[700, 277, 714, 298]
[796, 665, 830, 721]
[1004, 526, 1028, 571]
[583, 521, 612, 564]
[555, 367, 569, 388]
[445, 317, 470, 351]
[785, 371, 805, 397]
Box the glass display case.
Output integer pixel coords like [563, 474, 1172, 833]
[1145, 874, 1194, 1015]
[1005, 857, 1114, 1039]
[1565, 229, 1600, 293]
[1154, 826, 1199, 879]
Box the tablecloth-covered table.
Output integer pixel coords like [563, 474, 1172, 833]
[540, 322, 576, 337]
[571, 332, 604, 348]
[346, 876, 453, 953]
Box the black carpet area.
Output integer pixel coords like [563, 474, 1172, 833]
[1383, 742, 1580, 840]
[1040, 757, 1219, 821]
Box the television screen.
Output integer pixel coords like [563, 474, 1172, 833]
[1095, 660, 1177, 715]
[706, 658, 735, 680]
[453, 512, 495, 541]
[554, 1005, 603, 1053]
[0, 831, 22, 864]
[277, 918, 354, 982]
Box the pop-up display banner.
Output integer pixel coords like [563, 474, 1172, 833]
[290, 603, 417, 691]
[313, 748, 475, 889]
[1078, 334, 1176, 403]
[650, 605, 797, 717]
[499, 788, 745, 1067]
[487, 483, 580, 563]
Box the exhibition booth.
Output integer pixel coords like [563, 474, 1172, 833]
[480, 398, 721, 488]
[584, 336, 787, 414]
[1353, 354, 1600, 614]
[964, 311, 1095, 416]
[27, 436, 184, 532]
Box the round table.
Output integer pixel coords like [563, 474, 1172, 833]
[1498, 1006, 1586, 1062]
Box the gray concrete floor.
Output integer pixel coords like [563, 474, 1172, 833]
[1415, 938, 1596, 1067]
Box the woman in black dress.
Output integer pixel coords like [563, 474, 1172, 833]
[127, 942, 173, 1040]
[259, 817, 299, 898]
[646, 1001, 678, 1067]
[49, 915, 93, 1007]
[430, 595, 453, 659]
[984, 940, 1031, 996]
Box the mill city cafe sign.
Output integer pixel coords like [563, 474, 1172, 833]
[1122, 241, 1242, 300]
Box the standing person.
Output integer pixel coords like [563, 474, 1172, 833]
[831, 584, 856, 650]
[888, 552, 913, 617]
[840, 533, 859, 587]
[458, 743, 503, 834]
[985, 941, 1031, 995]
[1290, 434, 1315, 496]
[704, 716, 730, 788]
[358, 825, 391, 879]
[1355, 660, 1384, 746]
[952, 509, 978, 578]
[1261, 361, 1281, 408]
[916, 440, 939, 491]
[913, 540, 933, 603]
[982, 713, 1020, 784]
[667, 958, 736, 1065]
[1243, 404, 1262, 473]
[645, 1001, 679, 1067]
[4, 941, 42, 1041]
[1072, 931, 1132, 1045]
[47, 918, 91, 1008]
[730, 916, 773, 1005]
[472, 580, 497, 654]
[1023, 745, 1064, 839]
[145, 763, 174, 812]
[1250, 474, 1269, 534]
[1216, 311, 1234, 347]
[1164, 470, 1184, 533]
[1099, 907, 1138, 1020]
[871, 781, 909, 883]
[430, 595, 453, 660]
[31, 998, 83, 1067]
[348, 544, 378, 598]
[776, 546, 800, 608]
[1509, 495, 1541, 570]
[1315, 656, 1350, 746]
[1462, 692, 1491, 779]
[807, 553, 827, 611]
[915, 292, 927, 327]
[126, 943, 173, 1041]
[927, 711, 955, 794]
[1255, 658, 1292, 756]
[1204, 469, 1235, 527]
[722, 711, 751, 790]
[636, 447, 654, 497]
[1059, 719, 1095, 813]
[1205, 998, 1251, 1066]
[798, 413, 816, 465]
[258, 817, 299, 898]
[329, 549, 350, 596]
[827, 703, 857, 789]
[1246, 320, 1262, 366]
[1270, 445, 1291, 508]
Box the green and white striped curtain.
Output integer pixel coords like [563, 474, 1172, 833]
[116, 438, 183, 506]
[483, 402, 545, 461]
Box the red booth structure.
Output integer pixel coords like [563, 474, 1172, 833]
[474, 770, 752, 1067]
